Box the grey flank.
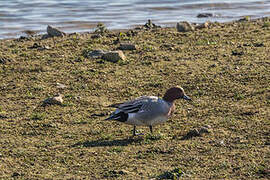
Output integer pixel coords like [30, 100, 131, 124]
[124, 96, 172, 126]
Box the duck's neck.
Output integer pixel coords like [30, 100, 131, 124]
[163, 95, 175, 103]
[163, 98, 174, 107]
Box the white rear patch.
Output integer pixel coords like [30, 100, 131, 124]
[125, 113, 145, 125]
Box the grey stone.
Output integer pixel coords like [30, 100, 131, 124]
[43, 94, 63, 106]
[102, 51, 126, 63]
[41, 34, 50, 40]
[91, 34, 102, 39]
[182, 129, 200, 140]
[87, 50, 106, 58]
[196, 21, 211, 29]
[199, 127, 210, 134]
[18, 36, 31, 41]
[56, 83, 67, 89]
[144, 19, 161, 29]
[119, 43, 137, 50]
[238, 16, 250, 22]
[0, 58, 11, 64]
[47, 25, 66, 37]
[176, 21, 195, 32]
[219, 140, 225, 146]
[197, 13, 213, 18]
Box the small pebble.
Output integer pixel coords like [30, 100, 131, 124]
[119, 43, 137, 50]
[91, 34, 102, 39]
[56, 83, 67, 89]
[199, 127, 210, 134]
[42, 94, 63, 106]
[176, 21, 195, 32]
[11, 172, 20, 177]
[102, 50, 126, 63]
[220, 140, 225, 146]
[47, 25, 66, 37]
[86, 49, 106, 59]
[197, 13, 214, 18]
[182, 129, 200, 140]
[0, 58, 12, 64]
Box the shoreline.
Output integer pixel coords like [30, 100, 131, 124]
[0, 16, 269, 41]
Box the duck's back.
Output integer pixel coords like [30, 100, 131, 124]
[126, 97, 172, 126]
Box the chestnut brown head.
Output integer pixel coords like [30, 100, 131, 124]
[163, 86, 191, 102]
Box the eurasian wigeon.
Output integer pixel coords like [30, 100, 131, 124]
[106, 86, 191, 136]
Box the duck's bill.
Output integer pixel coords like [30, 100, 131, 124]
[183, 95, 192, 101]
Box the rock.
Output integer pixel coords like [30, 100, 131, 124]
[118, 170, 128, 175]
[197, 13, 213, 18]
[199, 127, 210, 134]
[42, 94, 63, 106]
[0, 58, 11, 64]
[41, 34, 50, 40]
[189, 129, 200, 136]
[90, 112, 108, 117]
[94, 23, 108, 34]
[68, 32, 79, 36]
[28, 43, 50, 50]
[29, 43, 42, 49]
[85, 49, 126, 62]
[43, 46, 51, 50]
[182, 129, 200, 140]
[113, 38, 120, 45]
[126, 30, 137, 37]
[23, 30, 37, 36]
[209, 64, 217, 68]
[144, 19, 160, 29]
[18, 36, 31, 41]
[232, 50, 244, 56]
[119, 43, 137, 50]
[0, 113, 7, 119]
[11, 172, 20, 177]
[47, 25, 66, 37]
[102, 51, 126, 63]
[219, 140, 225, 146]
[204, 125, 211, 129]
[176, 21, 195, 32]
[56, 83, 67, 89]
[144, 19, 154, 29]
[91, 34, 102, 39]
[86, 50, 106, 59]
[253, 42, 264, 47]
[182, 125, 211, 140]
[196, 21, 211, 29]
[238, 16, 250, 22]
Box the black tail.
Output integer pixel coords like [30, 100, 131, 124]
[105, 112, 128, 122]
[105, 117, 112, 121]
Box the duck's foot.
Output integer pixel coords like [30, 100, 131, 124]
[149, 125, 153, 134]
[133, 132, 144, 136]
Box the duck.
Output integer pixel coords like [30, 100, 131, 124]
[105, 86, 191, 136]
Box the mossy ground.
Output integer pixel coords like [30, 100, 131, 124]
[0, 18, 269, 179]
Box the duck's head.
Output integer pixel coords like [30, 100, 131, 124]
[163, 86, 191, 102]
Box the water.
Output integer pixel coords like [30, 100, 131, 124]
[1, 0, 270, 39]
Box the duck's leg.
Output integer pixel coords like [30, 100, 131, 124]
[133, 126, 136, 136]
[149, 125, 153, 134]
[132, 125, 144, 136]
